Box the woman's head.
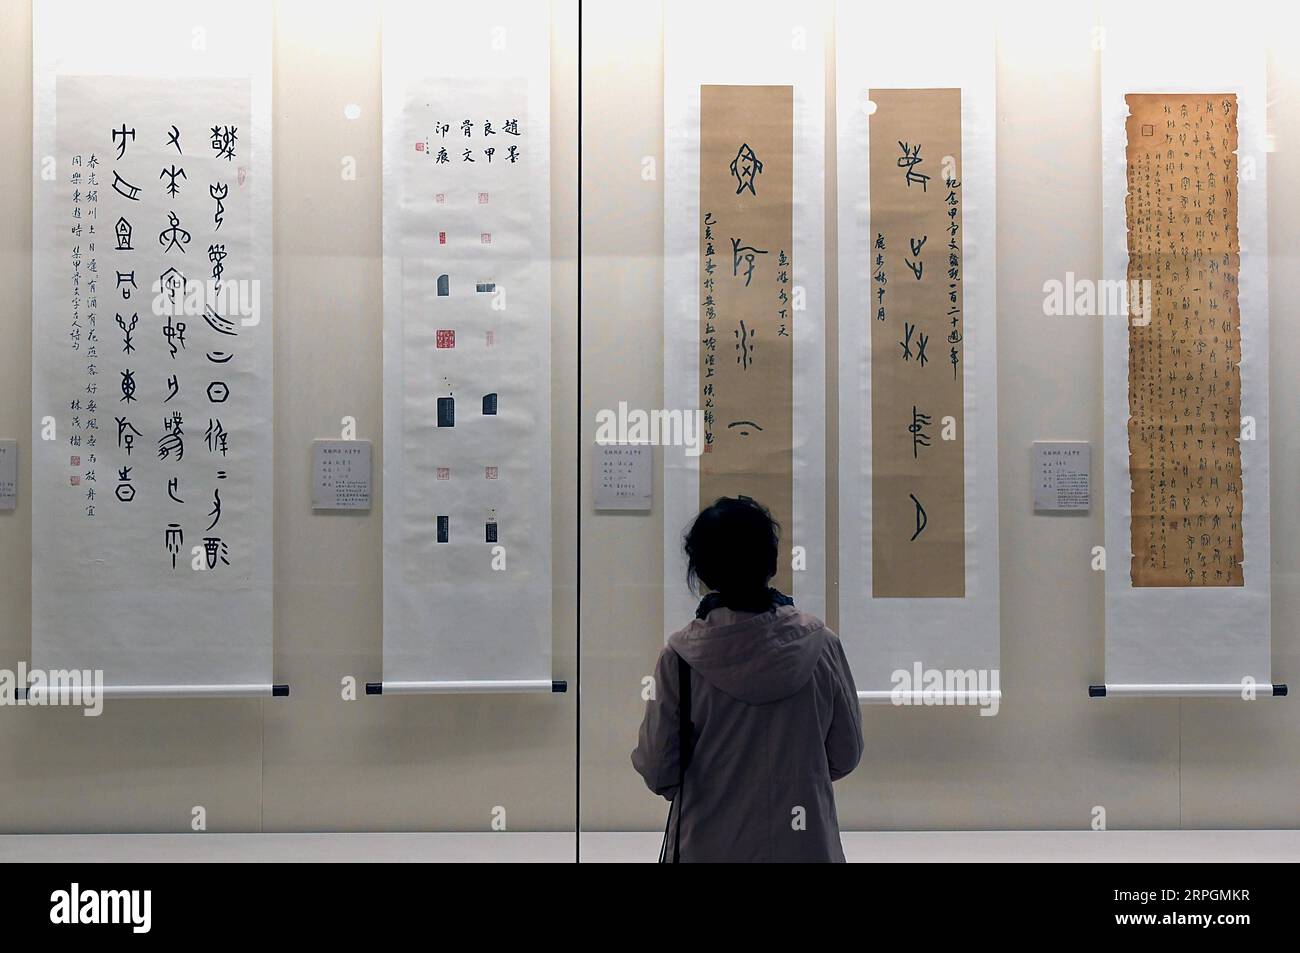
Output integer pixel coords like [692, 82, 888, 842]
[684, 496, 780, 596]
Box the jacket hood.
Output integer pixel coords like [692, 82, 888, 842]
[667, 605, 827, 705]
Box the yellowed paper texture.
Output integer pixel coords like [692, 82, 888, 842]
[1125, 93, 1244, 587]
[699, 85, 794, 592]
[868, 88, 965, 598]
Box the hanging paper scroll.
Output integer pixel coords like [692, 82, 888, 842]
[381, 0, 553, 692]
[30, 0, 274, 697]
[1100, 2, 1273, 694]
[663, 0, 826, 627]
[836, 1, 999, 701]
[867, 87, 966, 599]
[1125, 94, 1244, 589]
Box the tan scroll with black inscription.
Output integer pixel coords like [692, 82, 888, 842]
[1125, 93, 1244, 588]
[699, 84, 794, 593]
[868, 88, 965, 598]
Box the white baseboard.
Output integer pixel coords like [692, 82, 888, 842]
[2, 829, 1296, 863]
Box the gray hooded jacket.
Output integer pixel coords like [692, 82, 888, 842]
[632, 605, 863, 862]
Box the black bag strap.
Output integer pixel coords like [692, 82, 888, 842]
[671, 651, 694, 863]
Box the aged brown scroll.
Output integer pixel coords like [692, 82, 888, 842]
[698, 85, 794, 592]
[1125, 93, 1244, 587]
[868, 88, 965, 598]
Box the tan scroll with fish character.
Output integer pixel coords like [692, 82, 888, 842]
[698, 84, 794, 593]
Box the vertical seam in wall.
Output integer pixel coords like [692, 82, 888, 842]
[575, 0, 584, 863]
[1178, 699, 1183, 829]
[824, 0, 838, 626]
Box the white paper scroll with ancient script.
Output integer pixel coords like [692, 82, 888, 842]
[381, 0, 553, 692]
[31, 0, 273, 697]
[1101, 2, 1273, 695]
[836, 2, 999, 702]
[663, 0, 826, 629]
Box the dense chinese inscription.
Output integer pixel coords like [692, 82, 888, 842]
[57, 75, 254, 577]
[1125, 93, 1244, 587]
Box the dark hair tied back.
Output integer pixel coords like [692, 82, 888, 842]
[684, 496, 780, 600]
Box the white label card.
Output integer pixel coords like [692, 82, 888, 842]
[0, 441, 16, 511]
[1034, 441, 1090, 512]
[313, 439, 372, 511]
[595, 443, 652, 511]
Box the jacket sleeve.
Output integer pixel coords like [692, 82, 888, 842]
[631, 646, 682, 800]
[824, 632, 864, 782]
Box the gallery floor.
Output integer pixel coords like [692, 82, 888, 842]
[1, 831, 1297, 863]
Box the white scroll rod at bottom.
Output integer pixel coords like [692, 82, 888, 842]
[367, 679, 567, 695]
[18, 683, 287, 701]
[1089, 683, 1287, 699]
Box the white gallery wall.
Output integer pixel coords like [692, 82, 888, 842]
[0, 0, 578, 832]
[580, 0, 1300, 832]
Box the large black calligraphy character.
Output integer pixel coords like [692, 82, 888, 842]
[160, 164, 187, 198]
[159, 211, 191, 254]
[909, 493, 928, 541]
[731, 237, 768, 287]
[209, 182, 228, 230]
[165, 524, 184, 569]
[908, 405, 932, 459]
[210, 125, 238, 160]
[115, 312, 137, 354]
[729, 142, 763, 196]
[111, 171, 141, 201]
[157, 411, 184, 461]
[896, 141, 930, 190]
[111, 124, 135, 159]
